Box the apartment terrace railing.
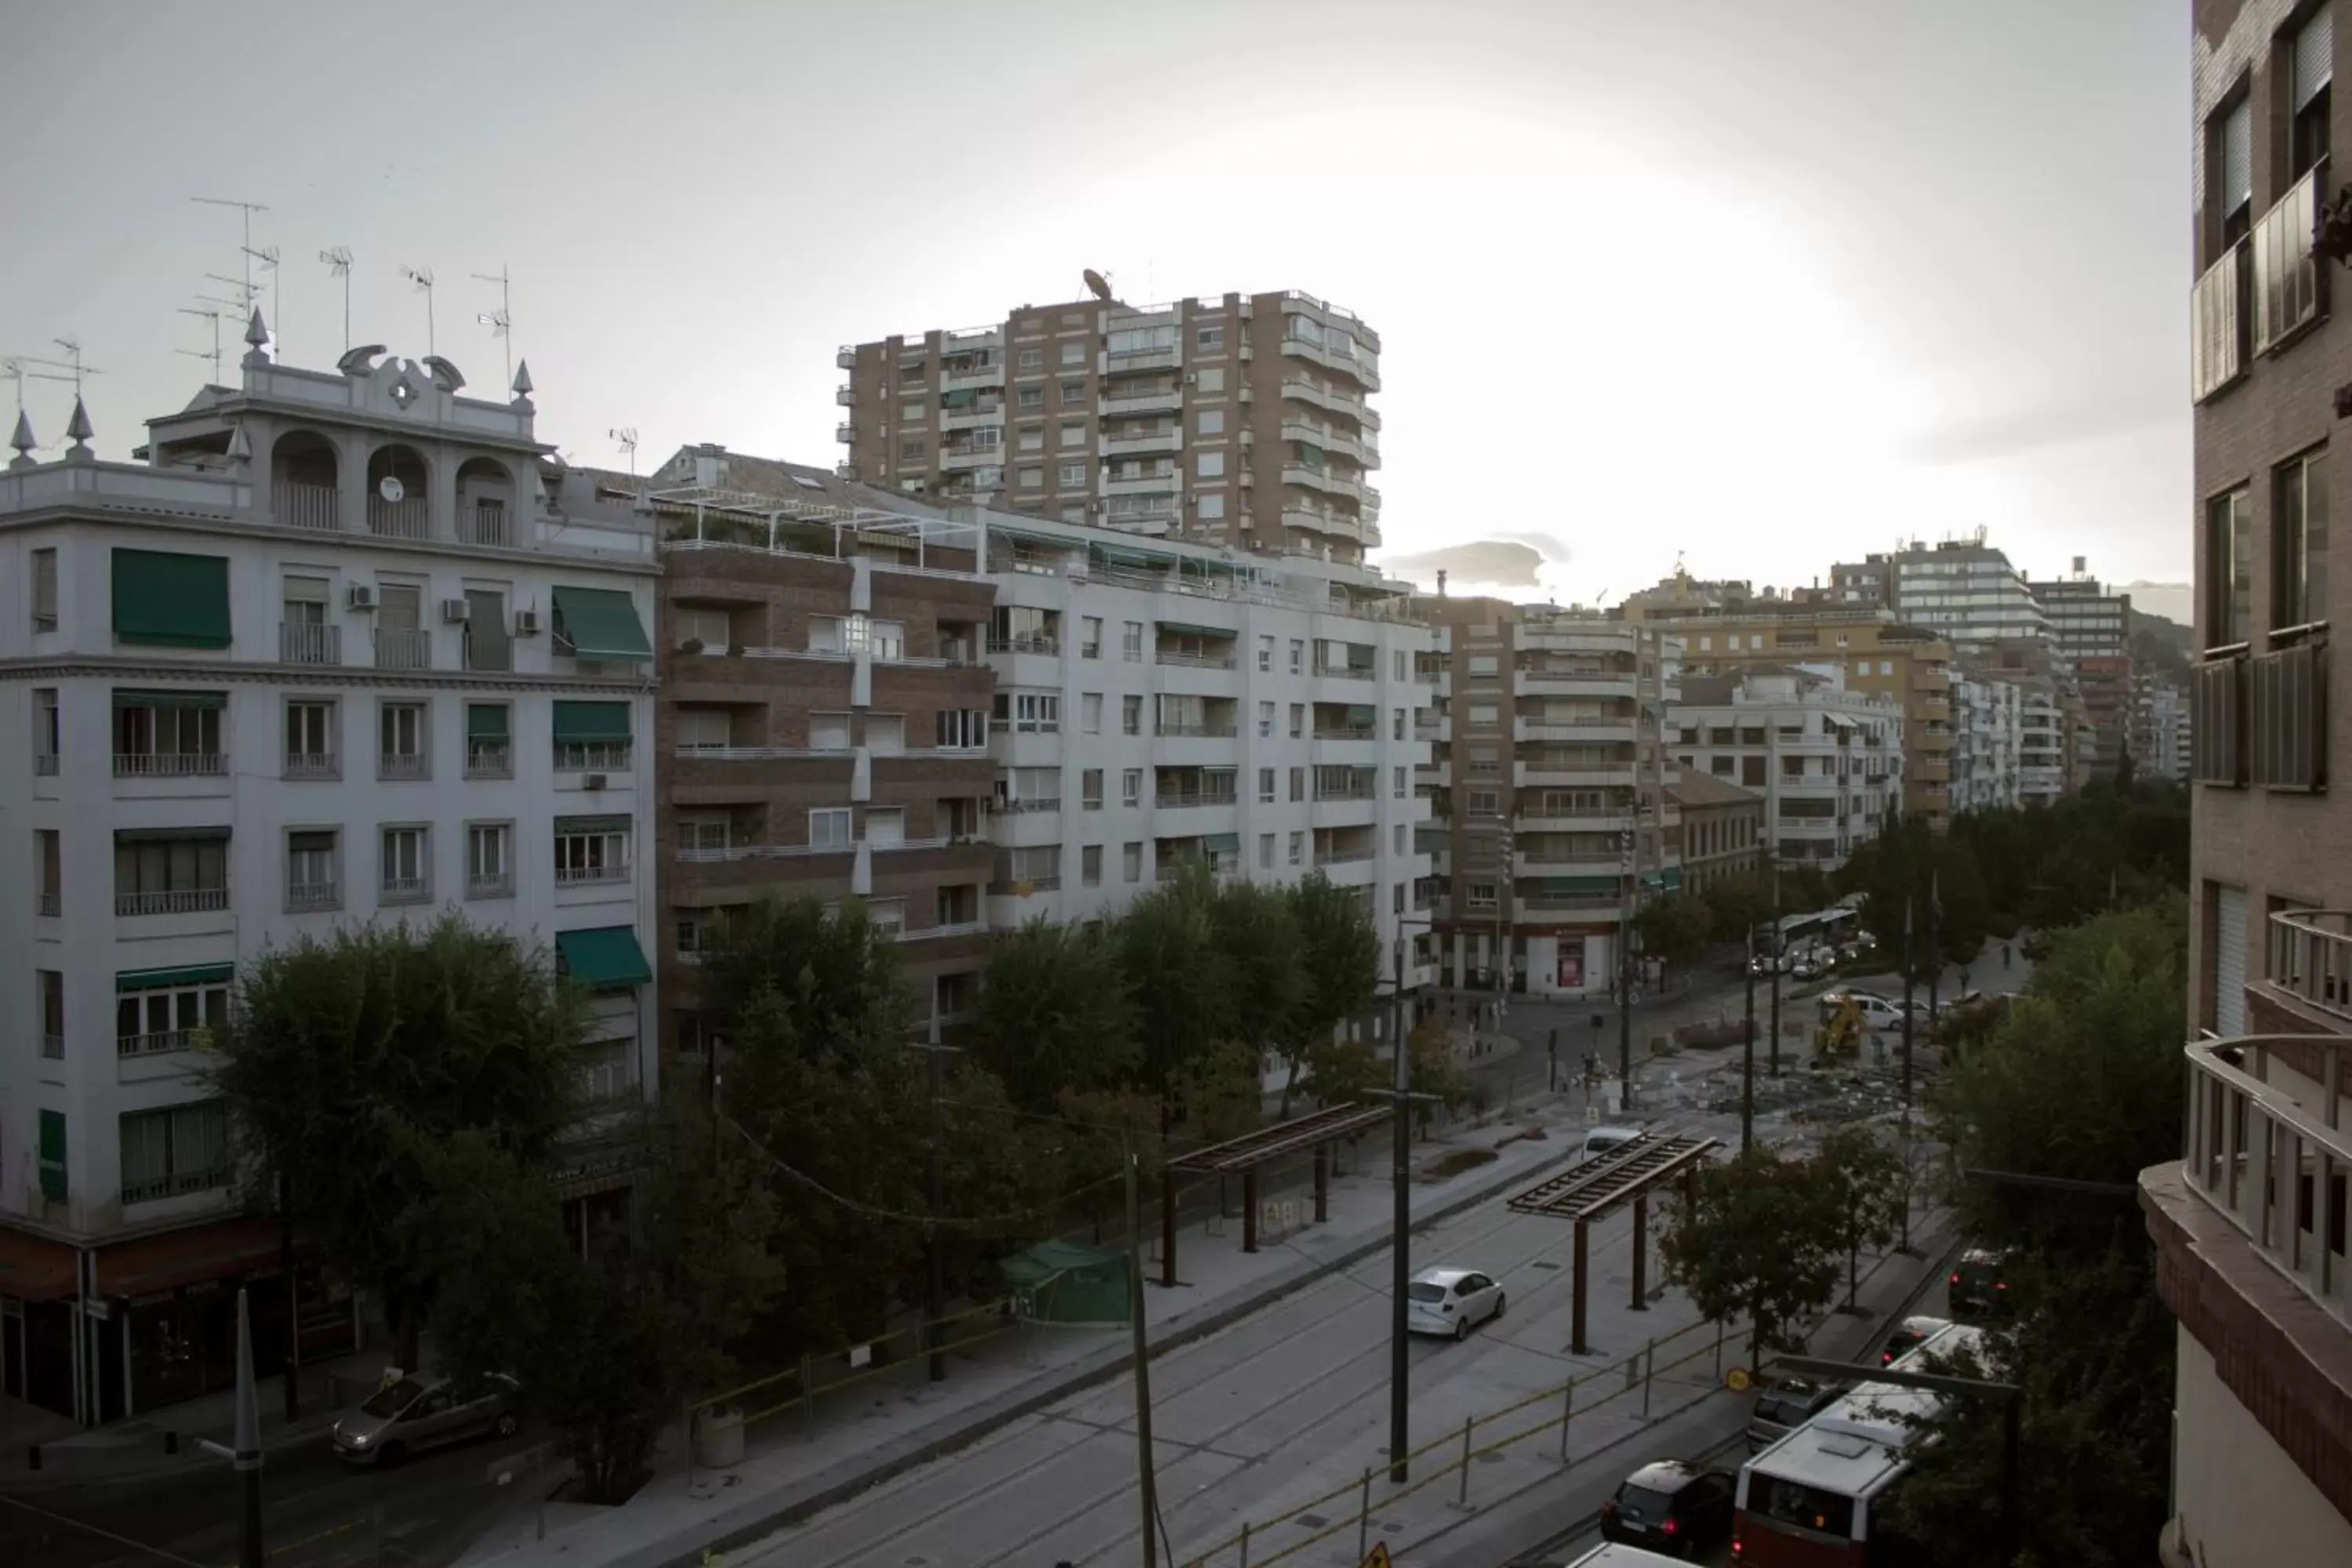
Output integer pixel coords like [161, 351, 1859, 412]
[1314, 847, 1377, 866]
[1313, 784, 1378, 801]
[1001, 797, 1062, 814]
[989, 876, 1064, 894]
[368, 495, 430, 540]
[556, 742, 633, 771]
[674, 840, 855, 863]
[458, 503, 511, 547]
[374, 627, 431, 670]
[114, 751, 227, 778]
[41, 1033, 64, 1060]
[2256, 161, 2328, 354]
[1314, 723, 1377, 740]
[379, 753, 429, 782]
[38, 891, 60, 916]
[2192, 239, 2252, 401]
[2267, 909, 2352, 1023]
[287, 881, 339, 912]
[274, 481, 339, 531]
[284, 751, 339, 780]
[466, 742, 512, 779]
[2250, 635, 2328, 790]
[281, 622, 340, 665]
[989, 634, 1061, 655]
[1312, 663, 1377, 681]
[1157, 720, 1240, 739]
[467, 873, 514, 899]
[36, 752, 58, 775]
[381, 875, 429, 902]
[902, 920, 988, 942]
[2181, 1033, 2352, 1328]
[555, 863, 631, 885]
[1156, 789, 1239, 809]
[1156, 649, 1238, 670]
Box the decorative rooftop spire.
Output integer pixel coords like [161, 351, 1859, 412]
[226, 421, 252, 461]
[9, 408, 35, 469]
[241, 307, 271, 368]
[64, 394, 93, 459]
[510, 358, 533, 398]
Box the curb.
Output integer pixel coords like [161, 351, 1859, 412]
[499, 1127, 1599, 1568]
[8, 1412, 345, 1493]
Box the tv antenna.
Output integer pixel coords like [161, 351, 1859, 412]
[319, 248, 354, 351]
[399, 265, 437, 357]
[473, 267, 514, 391]
[191, 195, 270, 300]
[4, 356, 75, 451]
[610, 427, 639, 476]
[178, 306, 226, 383]
[20, 338, 104, 395]
[1082, 267, 1114, 303]
[244, 246, 281, 357]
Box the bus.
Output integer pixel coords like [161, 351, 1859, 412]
[1730, 1323, 1988, 1566]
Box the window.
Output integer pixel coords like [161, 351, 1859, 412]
[2275, 449, 2328, 630]
[379, 701, 428, 780]
[31, 546, 56, 630]
[1123, 842, 1143, 883]
[1197, 493, 1225, 521]
[1290, 702, 1305, 738]
[1015, 465, 1044, 490]
[865, 807, 905, 847]
[1018, 347, 1044, 372]
[1468, 702, 1499, 725]
[115, 971, 229, 1060]
[1123, 768, 1143, 807]
[1198, 451, 1225, 479]
[1123, 621, 1144, 661]
[1197, 367, 1225, 393]
[2207, 488, 2254, 646]
[1200, 408, 1225, 436]
[806, 711, 851, 751]
[113, 691, 225, 775]
[467, 822, 512, 898]
[1083, 768, 1105, 810]
[808, 808, 852, 850]
[1060, 460, 1086, 485]
[1468, 655, 1499, 677]
[285, 699, 336, 778]
[1742, 756, 1767, 787]
[119, 1102, 231, 1205]
[1290, 639, 1305, 673]
[900, 361, 927, 384]
[1393, 765, 1407, 800]
[673, 604, 731, 650]
[1289, 766, 1305, 802]
[937, 709, 989, 750]
[1258, 634, 1276, 672]
[1197, 325, 1225, 350]
[286, 829, 339, 911]
[1018, 426, 1044, 452]
[34, 686, 59, 771]
[1061, 342, 1085, 366]
[37, 968, 64, 1058]
[554, 816, 632, 882]
[898, 437, 925, 462]
[1123, 695, 1142, 735]
[1058, 422, 1085, 450]
[1259, 700, 1275, 737]
[1394, 708, 1406, 741]
[995, 691, 1061, 732]
[380, 826, 430, 902]
[1289, 831, 1305, 866]
[1394, 825, 1408, 855]
[1468, 882, 1498, 909]
[1468, 789, 1500, 815]
[866, 713, 906, 755]
[1079, 616, 1103, 659]
[1259, 833, 1275, 869]
[1083, 693, 1104, 733]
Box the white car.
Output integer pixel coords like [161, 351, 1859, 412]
[1406, 1266, 1505, 1340]
[1824, 990, 1922, 1033]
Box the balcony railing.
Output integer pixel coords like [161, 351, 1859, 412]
[1313, 847, 1377, 866]
[122, 1167, 233, 1205]
[989, 633, 1061, 655]
[2249, 638, 2328, 790]
[468, 873, 515, 899]
[274, 480, 340, 531]
[1156, 649, 1237, 669]
[1001, 797, 1060, 814]
[1311, 663, 1376, 681]
[114, 751, 227, 778]
[38, 892, 60, 916]
[555, 742, 632, 772]
[36, 753, 58, 775]
[2266, 909, 2352, 1022]
[281, 622, 341, 665]
[2192, 239, 2252, 402]
[1155, 789, 1239, 809]
[466, 742, 513, 779]
[555, 862, 632, 885]
[118, 887, 230, 916]
[41, 1033, 64, 1060]
[2255, 162, 2328, 353]
[2193, 652, 2247, 786]
[285, 751, 339, 780]
[288, 880, 339, 912]
[1156, 720, 1239, 738]
[1313, 784, 1378, 801]
[379, 753, 428, 783]
[381, 875, 429, 902]
[459, 503, 510, 546]
[1313, 724, 1377, 740]
[368, 495, 430, 539]
[902, 920, 988, 942]
[374, 627, 431, 670]
[2180, 1033, 2352, 1329]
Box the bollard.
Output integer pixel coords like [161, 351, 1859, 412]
[1714, 1319, 1725, 1381]
[1624, 1352, 1639, 1392]
[1558, 1379, 1575, 1464]
[164, 1429, 178, 1455]
[800, 1353, 815, 1439]
[1358, 1465, 1374, 1561]
[27, 1443, 40, 1472]
[1239, 1521, 1250, 1568]
[1642, 1338, 1656, 1417]
[1455, 1415, 1473, 1508]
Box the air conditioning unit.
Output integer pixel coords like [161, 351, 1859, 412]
[514, 608, 542, 637]
[347, 584, 376, 611]
[583, 773, 609, 791]
[440, 597, 472, 624]
[1184, 372, 1197, 385]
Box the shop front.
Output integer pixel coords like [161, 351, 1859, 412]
[0, 1225, 78, 1417]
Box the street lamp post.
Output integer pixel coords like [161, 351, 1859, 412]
[1767, 863, 1783, 1077]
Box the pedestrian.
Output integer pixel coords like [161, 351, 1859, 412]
[2002, 942, 2012, 969]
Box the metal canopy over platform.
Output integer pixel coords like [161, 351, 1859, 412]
[1507, 1131, 1722, 1355]
[1160, 1103, 1392, 1283]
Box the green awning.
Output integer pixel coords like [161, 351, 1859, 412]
[1091, 543, 1176, 570]
[114, 826, 231, 844]
[551, 587, 652, 662]
[1156, 620, 1236, 639]
[554, 814, 631, 834]
[113, 549, 231, 648]
[557, 926, 652, 991]
[466, 702, 510, 740]
[112, 688, 227, 710]
[552, 701, 631, 743]
[1203, 833, 1242, 854]
[118, 964, 234, 992]
[942, 388, 976, 409]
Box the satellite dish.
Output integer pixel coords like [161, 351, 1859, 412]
[379, 476, 406, 504]
[1083, 268, 1112, 302]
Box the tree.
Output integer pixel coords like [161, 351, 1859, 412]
[697, 894, 911, 1060]
[207, 916, 586, 1367]
[1815, 1126, 1907, 1312]
[1174, 1040, 1266, 1147]
[1700, 871, 1773, 946]
[969, 919, 1140, 1112]
[1839, 815, 1991, 979]
[1116, 860, 1238, 1116]
[1659, 1147, 1842, 1363]
[1211, 880, 1308, 1110]
[1301, 1033, 1385, 1110]
[1406, 1018, 1473, 1137]
[1281, 873, 1381, 1113]
[1633, 892, 1714, 979]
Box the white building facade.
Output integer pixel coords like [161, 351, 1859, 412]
[0, 332, 658, 1425]
[1667, 664, 1903, 871]
[1949, 673, 2024, 812]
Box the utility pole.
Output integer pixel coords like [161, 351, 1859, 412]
[1900, 895, 1917, 1115]
[1618, 826, 1635, 1112]
[1767, 863, 1783, 1077]
[1123, 1147, 1160, 1568]
[278, 1166, 299, 1420]
[197, 1288, 265, 1568]
[1741, 925, 1757, 1152]
[1926, 869, 1944, 1030]
[1388, 938, 1410, 1483]
[916, 1020, 953, 1383]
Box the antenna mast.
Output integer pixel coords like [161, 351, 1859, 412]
[399, 265, 437, 357]
[610, 427, 639, 477]
[319, 249, 354, 352]
[473, 267, 514, 390]
[244, 246, 281, 358]
[178, 307, 226, 383]
[191, 196, 270, 301]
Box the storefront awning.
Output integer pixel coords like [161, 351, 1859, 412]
[111, 688, 227, 710]
[112, 548, 233, 649]
[552, 700, 631, 744]
[118, 963, 235, 992]
[96, 1215, 283, 1299]
[1156, 619, 1236, 640]
[466, 702, 510, 741]
[0, 1227, 77, 1302]
[551, 586, 653, 662]
[557, 926, 652, 991]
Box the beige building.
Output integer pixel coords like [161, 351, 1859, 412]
[1664, 771, 1764, 895]
[834, 287, 1381, 566]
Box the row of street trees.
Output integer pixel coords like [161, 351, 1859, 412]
[205, 864, 1405, 1499]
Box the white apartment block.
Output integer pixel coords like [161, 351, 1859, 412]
[2144, 681, 2192, 782]
[1668, 664, 1903, 870]
[980, 514, 1432, 982]
[0, 328, 657, 1425]
[1950, 673, 2024, 812]
[2019, 685, 2069, 804]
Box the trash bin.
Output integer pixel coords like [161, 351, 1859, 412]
[694, 1407, 746, 1469]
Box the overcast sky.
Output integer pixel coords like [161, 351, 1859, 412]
[0, 0, 2186, 602]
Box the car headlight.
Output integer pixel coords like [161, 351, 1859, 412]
[351, 1433, 370, 1446]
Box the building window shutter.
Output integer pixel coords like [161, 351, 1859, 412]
[2296, 8, 2335, 110]
[2223, 99, 2254, 215]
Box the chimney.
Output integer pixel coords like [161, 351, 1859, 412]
[1436, 568, 1448, 597]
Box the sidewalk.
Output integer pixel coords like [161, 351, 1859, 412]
[454, 1096, 1616, 1568]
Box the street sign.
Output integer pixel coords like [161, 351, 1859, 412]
[1359, 1544, 1393, 1568]
[1726, 1367, 1752, 1392]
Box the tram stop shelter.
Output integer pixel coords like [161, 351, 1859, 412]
[1507, 1131, 1720, 1355]
[1160, 1103, 1392, 1287]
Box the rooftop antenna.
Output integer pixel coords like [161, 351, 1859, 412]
[15, 339, 104, 397]
[319, 248, 354, 352]
[191, 195, 270, 301]
[178, 306, 226, 383]
[1083, 267, 1114, 303]
[609, 427, 639, 477]
[399, 265, 437, 357]
[3, 356, 74, 452]
[472, 266, 514, 391]
[244, 246, 281, 358]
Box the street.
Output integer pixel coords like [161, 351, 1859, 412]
[1, 1419, 533, 1568]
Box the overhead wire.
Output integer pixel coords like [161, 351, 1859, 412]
[720, 1113, 1128, 1229]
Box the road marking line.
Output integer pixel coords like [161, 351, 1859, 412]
[223, 1512, 364, 1566]
[0, 1491, 210, 1568]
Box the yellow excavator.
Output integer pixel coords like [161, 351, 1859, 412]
[1813, 993, 1868, 1063]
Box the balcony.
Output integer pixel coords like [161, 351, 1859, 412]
[118, 1028, 208, 1059]
[1101, 387, 1183, 417]
[2267, 909, 2352, 1022]
[989, 633, 1061, 656]
[1157, 720, 1239, 739]
[114, 751, 227, 778]
[1101, 427, 1182, 459]
[836, 423, 856, 444]
[459, 504, 510, 547]
[379, 753, 428, 782]
[2178, 1033, 2352, 1327]
[1155, 789, 1239, 810]
[2250, 638, 2328, 790]
[837, 345, 856, 369]
[368, 495, 429, 540]
[1156, 648, 1236, 670]
[2255, 162, 2328, 354]
[902, 920, 987, 942]
[836, 385, 855, 406]
[2192, 240, 2251, 401]
[468, 872, 515, 899]
[274, 481, 339, 532]
[1311, 662, 1377, 682]
[284, 751, 338, 780]
[2193, 652, 2247, 786]
[1313, 845, 1377, 867]
[381, 875, 428, 902]
[940, 401, 1004, 433]
[281, 622, 341, 665]
[118, 887, 230, 916]
[1105, 467, 1179, 495]
[466, 742, 512, 779]
[374, 627, 431, 670]
[942, 360, 1006, 392]
[287, 881, 339, 913]
[556, 862, 632, 886]
[1313, 723, 1377, 741]
[555, 742, 633, 772]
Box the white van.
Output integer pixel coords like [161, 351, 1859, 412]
[1582, 1126, 1643, 1163]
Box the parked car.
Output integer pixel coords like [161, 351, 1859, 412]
[1747, 1374, 1845, 1451]
[1405, 1266, 1505, 1340]
[1949, 1247, 2013, 1317]
[1582, 1126, 1642, 1163]
[1821, 990, 1922, 1033]
[1880, 1314, 1953, 1367]
[332, 1372, 520, 1465]
[1599, 1458, 1737, 1557]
